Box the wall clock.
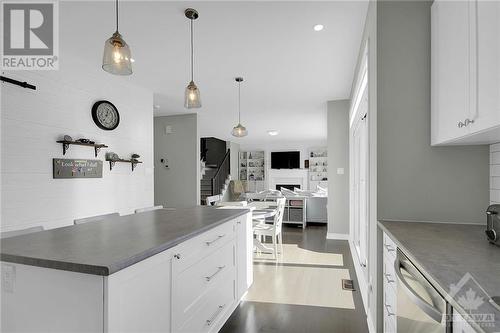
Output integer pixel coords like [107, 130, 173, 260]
[91, 100, 120, 130]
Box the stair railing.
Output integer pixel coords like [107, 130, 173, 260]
[211, 150, 231, 197]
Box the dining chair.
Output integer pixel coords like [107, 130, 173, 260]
[253, 197, 286, 259]
[1, 226, 44, 239]
[135, 205, 164, 213]
[205, 195, 221, 206]
[259, 189, 282, 202]
[74, 212, 119, 225]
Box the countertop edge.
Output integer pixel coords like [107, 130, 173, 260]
[107, 209, 249, 275]
[377, 220, 487, 333]
[1, 209, 250, 276]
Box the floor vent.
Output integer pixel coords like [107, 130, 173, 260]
[342, 279, 355, 291]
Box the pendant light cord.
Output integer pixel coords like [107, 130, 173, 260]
[115, 0, 119, 32]
[190, 19, 194, 82]
[238, 81, 241, 123]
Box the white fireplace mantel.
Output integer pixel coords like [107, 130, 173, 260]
[268, 169, 309, 190]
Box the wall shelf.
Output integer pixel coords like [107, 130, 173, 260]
[106, 159, 142, 171]
[308, 148, 328, 189]
[56, 140, 108, 157]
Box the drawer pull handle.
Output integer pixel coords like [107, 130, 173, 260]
[174, 254, 181, 259]
[206, 304, 226, 326]
[205, 265, 226, 282]
[385, 304, 395, 317]
[464, 118, 475, 127]
[205, 234, 225, 246]
[384, 273, 395, 283]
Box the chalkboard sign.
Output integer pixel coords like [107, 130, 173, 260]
[53, 159, 103, 179]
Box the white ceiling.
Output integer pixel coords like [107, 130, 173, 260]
[60, 1, 368, 143]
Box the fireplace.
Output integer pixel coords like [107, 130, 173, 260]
[276, 184, 300, 191]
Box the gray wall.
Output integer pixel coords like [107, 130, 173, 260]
[377, 1, 489, 224]
[327, 100, 350, 236]
[154, 114, 199, 208]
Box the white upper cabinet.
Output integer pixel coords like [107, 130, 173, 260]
[431, 0, 472, 145]
[474, 0, 500, 134]
[431, 0, 500, 145]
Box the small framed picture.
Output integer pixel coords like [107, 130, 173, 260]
[305, 160, 309, 169]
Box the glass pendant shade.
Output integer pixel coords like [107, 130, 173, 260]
[102, 0, 132, 75]
[102, 32, 132, 75]
[232, 123, 248, 137]
[184, 81, 201, 108]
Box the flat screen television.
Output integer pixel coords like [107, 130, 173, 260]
[271, 151, 300, 169]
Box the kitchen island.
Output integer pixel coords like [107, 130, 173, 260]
[379, 220, 500, 333]
[1, 206, 253, 333]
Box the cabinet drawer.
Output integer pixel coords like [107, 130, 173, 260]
[384, 311, 396, 333]
[173, 220, 235, 270]
[176, 272, 236, 333]
[383, 232, 397, 260]
[383, 256, 397, 293]
[173, 240, 235, 324]
[383, 287, 397, 333]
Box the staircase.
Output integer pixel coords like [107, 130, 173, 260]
[200, 150, 231, 205]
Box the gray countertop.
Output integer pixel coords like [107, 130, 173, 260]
[379, 220, 500, 333]
[0, 207, 249, 276]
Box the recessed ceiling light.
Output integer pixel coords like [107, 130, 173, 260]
[313, 24, 324, 31]
[267, 130, 279, 136]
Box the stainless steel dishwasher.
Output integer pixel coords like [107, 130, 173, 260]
[395, 249, 452, 332]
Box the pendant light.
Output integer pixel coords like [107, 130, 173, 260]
[102, 0, 133, 75]
[232, 77, 248, 137]
[184, 8, 201, 109]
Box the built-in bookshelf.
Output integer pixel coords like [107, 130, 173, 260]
[239, 151, 265, 182]
[308, 148, 328, 189]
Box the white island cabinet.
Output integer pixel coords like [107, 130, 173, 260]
[1, 210, 252, 333]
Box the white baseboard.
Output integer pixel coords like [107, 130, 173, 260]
[326, 232, 349, 240]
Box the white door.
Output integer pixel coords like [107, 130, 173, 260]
[431, 0, 472, 144]
[473, 0, 500, 133]
[352, 90, 369, 270]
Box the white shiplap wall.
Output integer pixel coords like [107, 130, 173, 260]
[1, 56, 154, 232]
[491, 143, 500, 204]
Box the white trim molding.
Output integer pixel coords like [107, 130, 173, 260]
[326, 233, 349, 240]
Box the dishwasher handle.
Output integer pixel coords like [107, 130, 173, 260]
[394, 253, 444, 323]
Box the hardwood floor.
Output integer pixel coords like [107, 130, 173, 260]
[221, 224, 369, 333]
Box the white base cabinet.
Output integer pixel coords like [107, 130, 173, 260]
[106, 248, 174, 332]
[431, 0, 500, 145]
[1, 213, 252, 333]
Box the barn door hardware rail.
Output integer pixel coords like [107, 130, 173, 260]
[0, 75, 36, 90]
